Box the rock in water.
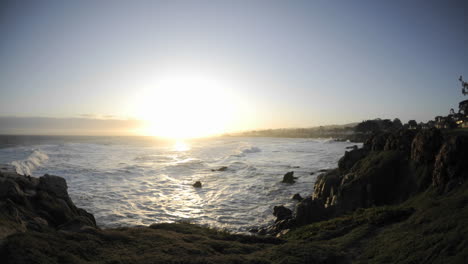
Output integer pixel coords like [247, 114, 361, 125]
[193, 181, 202, 188]
[211, 166, 228, 172]
[292, 193, 303, 201]
[282, 171, 296, 183]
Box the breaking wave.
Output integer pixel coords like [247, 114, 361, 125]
[242, 146, 261, 154]
[11, 149, 49, 176]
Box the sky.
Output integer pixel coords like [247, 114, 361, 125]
[1, 0, 468, 137]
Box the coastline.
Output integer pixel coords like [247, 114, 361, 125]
[1, 128, 468, 263]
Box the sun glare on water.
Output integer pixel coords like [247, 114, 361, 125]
[135, 73, 237, 139]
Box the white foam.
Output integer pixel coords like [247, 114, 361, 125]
[11, 149, 49, 176]
[242, 146, 261, 154]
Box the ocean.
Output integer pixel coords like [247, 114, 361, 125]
[0, 135, 358, 232]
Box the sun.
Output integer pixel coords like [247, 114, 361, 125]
[134, 73, 237, 139]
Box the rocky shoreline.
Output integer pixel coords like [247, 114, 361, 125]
[1, 128, 468, 263]
[259, 128, 468, 236]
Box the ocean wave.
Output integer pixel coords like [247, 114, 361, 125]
[231, 146, 262, 157]
[11, 149, 49, 176]
[242, 146, 261, 154]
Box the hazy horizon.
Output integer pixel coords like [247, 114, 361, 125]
[1, 0, 468, 138]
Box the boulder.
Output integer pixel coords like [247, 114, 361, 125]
[38, 174, 69, 199]
[433, 136, 468, 193]
[282, 171, 296, 183]
[0, 171, 97, 235]
[193, 181, 202, 188]
[273, 205, 292, 222]
[295, 197, 331, 225]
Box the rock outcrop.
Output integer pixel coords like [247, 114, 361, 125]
[282, 171, 296, 183]
[268, 128, 468, 234]
[411, 128, 443, 164]
[0, 168, 96, 240]
[433, 136, 468, 193]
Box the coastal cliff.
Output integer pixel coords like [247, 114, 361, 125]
[1, 128, 468, 263]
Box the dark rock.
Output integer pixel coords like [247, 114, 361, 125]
[0, 179, 24, 200]
[193, 181, 202, 188]
[338, 148, 368, 172]
[411, 128, 443, 164]
[292, 193, 303, 201]
[273, 205, 292, 222]
[295, 197, 330, 225]
[282, 171, 296, 183]
[38, 174, 69, 199]
[363, 132, 391, 151]
[312, 169, 341, 201]
[433, 136, 468, 193]
[0, 170, 97, 239]
[318, 169, 329, 173]
[211, 166, 228, 172]
[310, 172, 315, 175]
[345, 145, 358, 150]
[384, 129, 416, 153]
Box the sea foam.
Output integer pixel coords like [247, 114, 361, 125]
[11, 149, 49, 176]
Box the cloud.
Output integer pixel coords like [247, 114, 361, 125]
[0, 116, 145, 135]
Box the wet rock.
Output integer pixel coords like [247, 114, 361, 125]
[292, 193, 303, 201]
[193, 181, 202, 188]
[211, 166, 228, 172]
[273, 205, 292, 222]
[309, 172, 315, 175]
[433, 136, 468, 193]
[411, 128, 443, 164]
[282, 171, 297, 183]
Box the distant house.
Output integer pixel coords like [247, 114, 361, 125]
[435, 116, 450, 129]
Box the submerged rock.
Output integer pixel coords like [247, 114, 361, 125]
[292, 193, 303, 201]
[211, 166, 228, 172]
[193, 181, 202, 188]
[282, 171, 296, 183]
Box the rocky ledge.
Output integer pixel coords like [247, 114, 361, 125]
[263, 128, 468, 235]
[0, 166, 96, 240]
